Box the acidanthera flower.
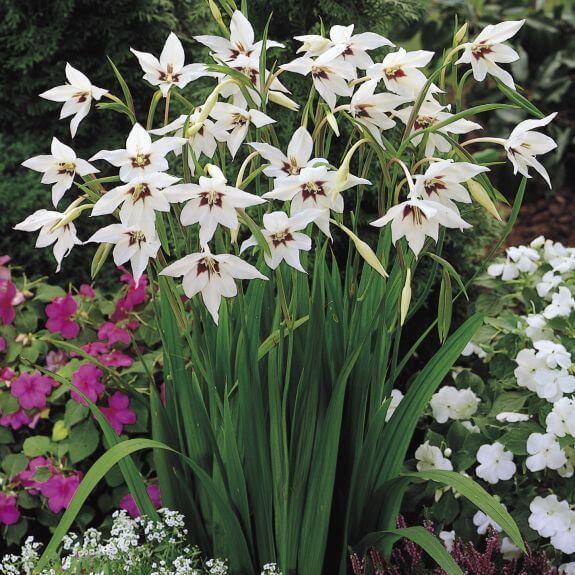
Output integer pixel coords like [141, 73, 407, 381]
[164, 164, 265, 245]
[14, 210, 82, 271]
[248, 126, 323, 180]
[503, 113, 557, 187]
[348, 80, 409, 146]
[91, 172, 183, 237]
[412, 160, 489, 211]
[194, 10, 283, 63]
[319, 24, 394, 70]
[149, 109, 218, 160]
[281, 53, 355, 109]
[160, 248, 268, 324]
[22, 137, 98, 207]
[263, 165, 369, 238]
[456, 20, 524, 89]
[90, 123, 186, 182]
[40, 63, 108, 138]
[131, 32, 208, 97]
[240, 210, 320, 272]
[87, 223, 161, 285]
[209, 103, 275, 158]
[371, 197, 471, 257]
[367, 48, 439, 98]
[395, 99, 481, 156]
[293, 34, 333, 58]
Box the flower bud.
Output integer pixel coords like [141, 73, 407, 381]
[400, 268, 412, 326]
[268, 90, 300, 111]
[444, 448, 453, 457]
[454, 22, 468, 45]
[325, 110, 340, 136]
[468, 179, 502, 221]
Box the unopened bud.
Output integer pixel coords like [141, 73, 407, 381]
[454, 22, 468, 45]
[268, 90, 300, 112]
[468, 179, 502, 221]
[400, 268, 412, 326]
[325, 110, 340, 137]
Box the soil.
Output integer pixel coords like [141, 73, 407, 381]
[506, 186, 575, 247]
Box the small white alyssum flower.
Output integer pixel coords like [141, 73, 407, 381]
[131, 32, 208, 97]
[475, 442, 516, 484]
[160, 248, 268, 324]
[90, 123, 186, 182]
[40, 63, 108, 137]
[22, 137, 98, 207]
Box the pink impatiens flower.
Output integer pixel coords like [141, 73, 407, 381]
[11, 372, 55, 410]
[71, 364, 104, 405]
[0, 337, 5, 353]
[16, 456, 55, 494]
[45, 293, 80, 339]
[45, 349, 68, 372]
[40, 473, 81, 514]
[98, 321, 131, 345]
[111, 270, 148, 322]
[101, 391, 137, 434]
[79, 284, 95, 298]
[0, 409, 33, 430]
[120, 483, 161, 518]
[0, 492, 20, 525]
[81, 342, 133, 368]
[0, 280, 17, 325]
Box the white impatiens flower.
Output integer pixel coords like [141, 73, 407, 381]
[319, 24, 394, 70]
[414, 441, 453, 472]
[495, 412, 530, 423]
[456, 20, 524, 89]
[194, 10, 283, 63]
[546, 397, 575, 438]
[412, 160, 489, 211]
[240, 210, 319, 272]
[525, 432, 567, 472]
[439, 530, 456, 553]
[367, 48, 439, 98]
[514, 348, 545, 392]
[543, 286, 575, 319]
[551, 510, 575, 554]
[370, 197, 471, 257]
[164, 164, 266, 245]
[281, 53, 355, 109]
[395, 99, 481, 157]
[560, 563, 575, 575]
[263, 165, 369, 238]
[209, 102, 275, 158]
[160, 248, 268, 324]
[487, 245, 540, 280]
[248, 126, 323, 180]
[40, 63, 108, 137]
[430, 386, 480, 423]
[461, 342, 486, 359]
[90, 123, 186, 182]
[131, 33, 208, 97]
[523, 314, 551, 342]
[503, 113, 557, 187]
[348, 80, 409, 146]
[473, 509, 502, 535]
[536, 270, 563, 299]
[475, 442, 515, 484]
[500, 537, 521, 561]
[385, 389, 404, 422]
[533, 367, 575, 403]
[533, 340, 571, 370]
[14, 209, 82, 272]
[91, 172, 183, 237]
[87, 224, 160, 286]
[22, 137, 98, 207]
[529, 494, 571, 539]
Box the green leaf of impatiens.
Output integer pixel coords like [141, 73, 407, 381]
[23, 435, 52, 457]
[66, 420, 100, 464]
[1, 453, 28, 478]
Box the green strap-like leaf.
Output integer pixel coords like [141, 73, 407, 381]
[404, 470, 525, 552]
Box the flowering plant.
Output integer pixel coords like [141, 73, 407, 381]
[410, 237, 575, 563]
[14, 4, 559, 574]
[0, 258, 158, 549]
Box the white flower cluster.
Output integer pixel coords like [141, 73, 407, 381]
[429, 385, 480, 423]
[15, 12, 557, 324]
[529, 494, 575, 554]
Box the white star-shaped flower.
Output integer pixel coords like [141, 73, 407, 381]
[40, 63, 108, 137]
[22, 137, 98, 207]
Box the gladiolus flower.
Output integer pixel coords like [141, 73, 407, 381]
[40, 63, 108, 137]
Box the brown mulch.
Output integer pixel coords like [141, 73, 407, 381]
[506, 187, 575, 247]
